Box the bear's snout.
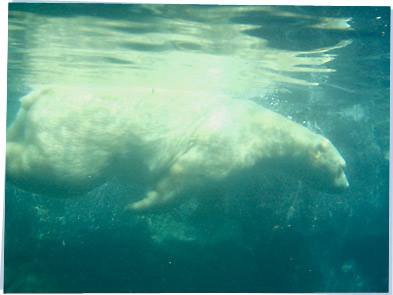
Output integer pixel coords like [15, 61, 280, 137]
[334, 169, 349, 193]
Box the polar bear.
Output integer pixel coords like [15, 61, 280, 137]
[6, 86, 349, 212]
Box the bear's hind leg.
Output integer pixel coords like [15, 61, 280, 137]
[6, 142, 26, 176]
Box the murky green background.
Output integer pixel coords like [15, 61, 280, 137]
[5, 4, 390, 293]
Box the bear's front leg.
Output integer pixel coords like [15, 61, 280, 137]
[125, 171, 185, 212]
[125, 148, 210, 213]
[125, 146, 226, 212]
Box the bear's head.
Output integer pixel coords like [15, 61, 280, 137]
[302, 136, 349, 194]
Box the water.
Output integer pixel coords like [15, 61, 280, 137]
[5, 4, 390, 293]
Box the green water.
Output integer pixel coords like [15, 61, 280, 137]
[5, 4, 390, 293]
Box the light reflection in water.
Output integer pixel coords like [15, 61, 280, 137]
[8, 5, 352, 99]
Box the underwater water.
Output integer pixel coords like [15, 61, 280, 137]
[4, 4, 390, 293]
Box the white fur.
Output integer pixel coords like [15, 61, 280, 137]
[6, 86, 349, 211]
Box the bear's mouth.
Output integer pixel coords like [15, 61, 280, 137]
[335, 170, 349, 192]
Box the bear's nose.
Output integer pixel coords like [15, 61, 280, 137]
[335, 170, 349, 192]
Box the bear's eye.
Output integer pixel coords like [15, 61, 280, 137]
[315, 139, 330, 154]
[314, 142, 325, 158]
[314, 150, 321, 159]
